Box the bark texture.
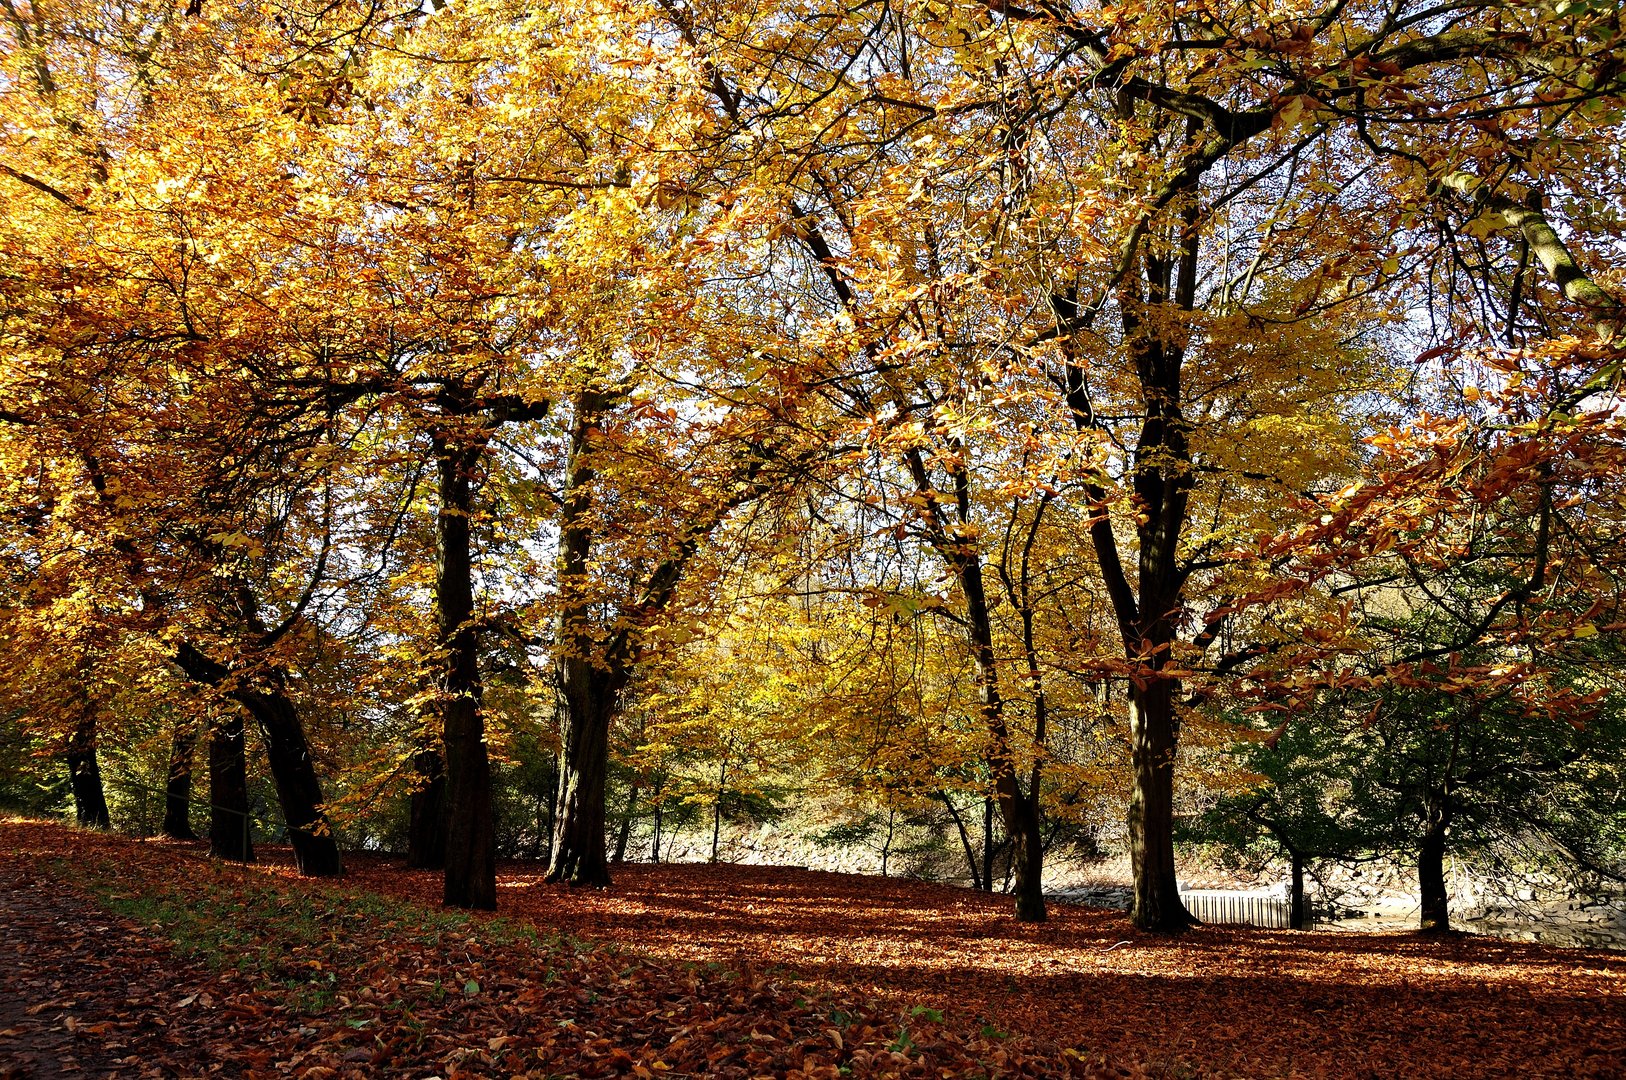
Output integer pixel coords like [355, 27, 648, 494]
[161, 722, 198, 840]
[239, 686, 342, 877]
[208, 712, 253, 862]
[547, 391, 622, 888]
[434, 420, 496, 910]
[548, 664, 618, 887]
[1127, 679, 1188, 930]
[407, 748, 447, 870]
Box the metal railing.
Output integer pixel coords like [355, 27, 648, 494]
[1180, 889, 1318, 930]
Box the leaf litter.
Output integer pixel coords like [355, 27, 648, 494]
[3, 820, 1623, 1079]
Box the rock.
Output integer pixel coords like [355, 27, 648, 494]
[1046, 885, 1132, 911]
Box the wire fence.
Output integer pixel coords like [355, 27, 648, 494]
[97, 772, 286, 862]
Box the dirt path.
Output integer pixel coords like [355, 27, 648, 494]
[0, 856, 292, 1080]
[0, 862, 186, 1079]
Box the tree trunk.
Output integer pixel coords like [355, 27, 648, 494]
[903, 446, 1044, 922]
[981, 796, 996, 894]
[1419, 792, 1452, 932]
[407, 748, 447, 869]
[544, 386, 747, 885]
[169, 642, 337, 873]
[709, 757, 727, 864]
[161, 722, 198, 840]
[65, 713, 111, 830]
[612, 783, 639, 864]
[880, 807, 895, 877]
[239, 686, 342, 877]
[534, 752, 559, 863]
[65, 743, 111, 829]
[434, 427, 496, 910]
[938, 790, 982, 890]
[1008, 794, 1046, 921]
[209, 711, 253, 862]
[1060, 219, 1201, 934]
[650, 779, 664, 864]
[1289, 848, 1307, 931]
[548, 663, 616, 887]
[1127, 677, 1191, 931]
[441, 690, 494, 908]
[548, 391, 619, 889]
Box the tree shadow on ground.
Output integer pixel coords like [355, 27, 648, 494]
[289, 853, 1626, 1079]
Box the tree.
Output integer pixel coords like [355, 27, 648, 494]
[160, 717, 201, 841]
[936, 0, 1625, 930]
[545, 388, 809, 886]
[1262, 331, 1626, 930]
[1193, 713, 1401, 930]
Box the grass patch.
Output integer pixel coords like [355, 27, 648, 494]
[55, 853, 572, 1016]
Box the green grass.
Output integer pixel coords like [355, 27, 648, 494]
[54, 854, 572, 1016]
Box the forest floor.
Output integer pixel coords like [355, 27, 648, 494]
[2, 820, 1623, 1079]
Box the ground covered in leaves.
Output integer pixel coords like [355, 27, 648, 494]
[334, 854, 1626, 1079]
[0, 821, 1106, 1079]
[4, 820, 1624, 1078]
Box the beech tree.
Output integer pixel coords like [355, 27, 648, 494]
[544, 382, 817, 885]
[0, 0, 405, 877]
